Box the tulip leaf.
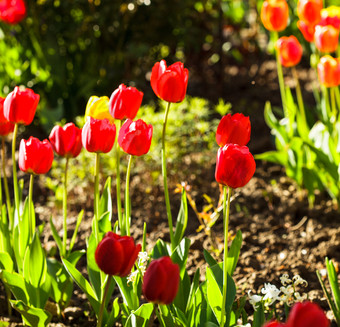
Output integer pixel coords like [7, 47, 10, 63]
[152, 239, 170, 259]
[49, 216, 62, 254]
[125, 303, 154, 327]
[87, 233, 102, 300]
[326, 258, 340, 313]
[67, 249, 85, 265]
[0, 269, 28, 303]
[99, 177, 112, 224]
[171, 237, 191, 275]
[204, 249, 218, 268]
[173, 189, 188, 248]
[105, 297, 120, 327]
[252, 302, 265, 327]
[69, 210, 84, 254]
[99, 211, 112, 234]
[227, 230, 242, 276]
[0, 251, 14, 272]
[185, 268, 200, 314]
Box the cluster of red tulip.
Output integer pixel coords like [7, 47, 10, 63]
[0, 0, 26, 24]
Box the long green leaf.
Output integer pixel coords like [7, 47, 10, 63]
[227, 230, 242, 276]
[173, 189, 188, 247]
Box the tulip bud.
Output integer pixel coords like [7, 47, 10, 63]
[260, 0, 289, 32]
[314, 25, 339, 53]
[118, 119, 153, 156]
[143, 256, 180, 305]
[95, 232, 141, 277]
[84, 96, 115, 124]
[276, 36, 303, 67]
[19, 137, 54, 175]
[3, 86, 40, 126]
[0, 0, 26, 24]
[215, 144, 256, 189]
[297, 20, 315, 42]
[109, 84, 144, 120]
[82, 117, 116, 153]
[49, 122, 82, 158]
[297, 0, 323, 26]
[263, 321, 287, 327]
[317, 55, 340, 87]
[0, 97, 15, 136]
[216, 113, 251, 147]
[151, 60, 189, 103]
[287, 302, 329, 327]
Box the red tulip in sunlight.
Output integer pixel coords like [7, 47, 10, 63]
[317, 55, 340, 87]
[319, 6, 340, 29]
[95, 232, 141, 277]
[287, 301, 329, 327]
[297, 20, 315, 42]
[297, 0, 323, 26]
[118, 118, 153, 156]
[3, 86, 40, 125]
[82, 117, 116, 153]
[19, 137, 54, 175]
[276, 36, 303, 67]
[215, 144, 256, 189]
[109, 84, 144, 120]
[151, 60, 189, 103]
[0, 0, 26, 24]
[0, 97, 14, 136]
[216, 113, 251, 147]
[49, 123, 82, 158]
[263, 322, 287, 327]
[314, 25, 339, 53]
[260, 0, 289, 32]
[143, 256, 180, 305]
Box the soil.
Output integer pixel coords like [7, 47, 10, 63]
[1, 55, 339, 326]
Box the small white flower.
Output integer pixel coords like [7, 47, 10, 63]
[138, 251, 149, 265]
[292, 275, 308, 287]
[127, 270, 139, 284]
[280, 285, 294, 304]
[261, 283, 281, 305]
[280, 273, 292, 286]
[247, 290, 262, 309]
[294, 291, 307, 302]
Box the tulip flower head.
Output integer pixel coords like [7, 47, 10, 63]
[151, 60, 189, 103]
[317, 55, 340, 87]
[216, 113, 251, 147]
[95, 232, 141, 277]
[109, 84, 143, 120]
[84, 96, 115, 124]
[0, 97, 14, 136]
[263, 322, 287, 327]
[143, 256, 180, 305]
[215, 144, 256, 189]
[3, 86, 40, 126]
[118, 119, 153, 156]
[276, 36, 303, 67]
[0, 0, 26, 24]
[82, 117, 116, 153]
[297, 0, 323, 26]
[260, 0, 289, 32]
[19, 137, 54, 175]
[320, 6, 340, 29]
[314, 24, 339, 53]
[49, 122, 82, 158]
[297, 20, 316, 42]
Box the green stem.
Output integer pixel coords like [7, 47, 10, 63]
[147, 304, 156, 327]
[330, 87, 337, 123]
[28, 174, 34, 241]
[292, 66, 308, 129]
[97, 276, 112, 327]
[220, 186, 231, 327]
[94, 152, 100, 244]
[162, 101, 174, 250]
[2, 137, 12, 224]
[125, 155, 134, 237]
[12, 123, 19, 218]
[62, 157, 69, 257]
[321, 86, 332, 124]
[116, 120, 123, 233]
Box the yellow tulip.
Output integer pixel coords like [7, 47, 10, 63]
[84, 96, 115, 124]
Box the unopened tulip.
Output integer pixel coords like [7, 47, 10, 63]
[317, 55, 340, 87]
[0, 0, 26, 24]
[297, 0, 323, 26]
[0, 97, 14, 136]
[277, 36, 303, 67]
[19, 137, 54, 174]
[216, 113, 251, 147]
[260, 0, 289, 32]
[143, 256, 180, 305]
[314, 25, 339, 53]
[84, 96, 114, 124]
[297, 20, 315, 42]
[151, 60, 189, 103]
[118, 119, 153, 156]
[95, 232, 141, 277]
[82, 117, 116, 153]
[49, 122, 82, 158]
[215, 144, 256, 189]
[109, 84, 143, 120]
[263, 322, 287, 327]
[3, 86, 40, 125]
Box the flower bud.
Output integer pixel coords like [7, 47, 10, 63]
[0, 0, 26, 24]
[261, 0, 289, 32]
[0, 97, 14, 136]
[314, 25, 339, 53]
[297, 20, 315, 42]
[276, 36, 303, 67]
[297, 0, 323, 26]
[317, 55, 340, 87]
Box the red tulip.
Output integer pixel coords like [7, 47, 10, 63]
[143, 256, 180, 305]
[0, 0, 26, 24]
[82, 117, 116, 153]
[314, 25, 339, 53]
[297, 0, 323, 26]
[297, 20, 315, 42]
[260, 0, 289, 32]
[3, 86, 40, 125]
[286, 302, 329, 327]
[19, 137, 54, 175]
[276, 36, 303, 67]
[118, 119, 153, 156]
[109, 84, 143, 120]
[317, 55, 340, 87]
[151, 60, 189, 103]
[263, 322, 287, 327]
[215, 144, 256, 189]
[0, 97, 14, 136]
[319, 6, 340, 29]
[95, 232, 141, 277]
[49, 123, 82, 158]
[216, 113, 251, 147]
